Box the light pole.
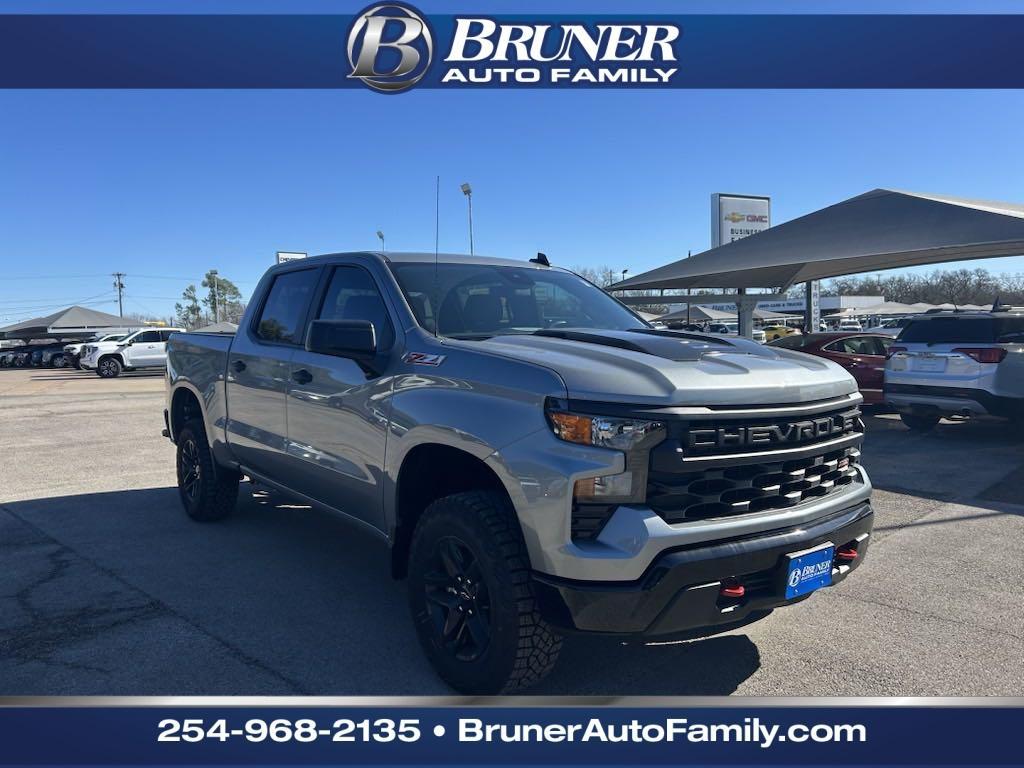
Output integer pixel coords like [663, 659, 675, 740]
[376, 230, 385, 253]
[460, 182, 474, 256]
[621, 268, 629, 284]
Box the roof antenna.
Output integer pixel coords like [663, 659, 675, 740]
[530, 252, 550, 267]
[433, 175, 440, 338]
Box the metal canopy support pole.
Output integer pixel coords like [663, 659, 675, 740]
[736, 288, 756, 339]
[805, 280, 820, 333]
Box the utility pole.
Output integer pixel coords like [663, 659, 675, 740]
[112, 272, 126, 317]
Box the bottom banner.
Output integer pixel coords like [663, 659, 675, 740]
[0, 699, 1020, 765]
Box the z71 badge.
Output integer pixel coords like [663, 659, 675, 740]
[403, 352, 446, 366]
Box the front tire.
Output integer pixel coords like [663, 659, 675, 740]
[176, 419, 240, 521]
[900, 409, 941, 432]
[407, 491, 562, 694]
[97, 356, 122, 378]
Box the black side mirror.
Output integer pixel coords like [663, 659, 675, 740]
[306, 319, 377, 361]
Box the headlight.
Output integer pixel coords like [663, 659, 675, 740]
[546, 400, 666, 506]
[547, 411, 664, 451]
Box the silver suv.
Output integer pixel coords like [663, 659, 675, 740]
[885, 311, 1024, 430]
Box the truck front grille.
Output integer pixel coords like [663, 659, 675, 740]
[645, 403, 864, 525]
[647, 445, 861, 524]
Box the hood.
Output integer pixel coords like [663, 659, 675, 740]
[473, 329, 857, 406]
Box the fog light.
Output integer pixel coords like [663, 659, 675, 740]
[574, 472, 633, 500]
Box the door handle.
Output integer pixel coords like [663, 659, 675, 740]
[231, 359, 247, 373]
[292, 369, 313, 385]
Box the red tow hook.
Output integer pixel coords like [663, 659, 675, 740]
[836, 545, 858, 562]
[719, 581, 745, 598]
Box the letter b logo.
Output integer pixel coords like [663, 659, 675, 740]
[347, 4, 433, 92]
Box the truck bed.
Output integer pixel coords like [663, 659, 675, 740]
[166, 331, 235, 447]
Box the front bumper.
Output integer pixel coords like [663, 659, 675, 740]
[533, 500, 872, 636]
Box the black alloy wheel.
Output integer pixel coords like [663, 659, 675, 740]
[424, 536, 492, 662]
[179, 437, 202, 504]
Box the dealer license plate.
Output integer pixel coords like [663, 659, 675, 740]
[914, 356, 946, 372]
[785, 543, 835, 600]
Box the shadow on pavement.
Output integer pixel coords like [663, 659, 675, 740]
[1, 485, 761, 695]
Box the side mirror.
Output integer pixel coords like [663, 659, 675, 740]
[306, 319, 377, 361]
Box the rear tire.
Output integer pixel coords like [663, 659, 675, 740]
[97, 356, 122, 378]
[407, 491, 562, 694]
[176, 419, 240, 521]
[900, 409, 941, 432]
[51, 354, 67, 368]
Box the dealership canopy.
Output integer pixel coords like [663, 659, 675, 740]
[0, 305, 128, 340]
[659, 305, 736, 323]
[610, 188, 1024, 292]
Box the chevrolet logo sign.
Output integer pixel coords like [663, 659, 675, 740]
[687, 412, 858, 452]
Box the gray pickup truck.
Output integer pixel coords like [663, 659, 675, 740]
[165, 252, 873, 693]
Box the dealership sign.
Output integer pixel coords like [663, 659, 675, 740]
[347, 3, 680, 92]
[711, 193, 771, 248]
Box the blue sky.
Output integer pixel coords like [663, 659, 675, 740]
[3, 1, 1024, 322]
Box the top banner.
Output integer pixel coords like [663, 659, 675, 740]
[1, 9, 1024, 91]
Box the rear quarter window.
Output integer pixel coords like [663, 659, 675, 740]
[995, 317, 1024, 342]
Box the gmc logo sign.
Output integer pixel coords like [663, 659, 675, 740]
[687, 412, 858, 452]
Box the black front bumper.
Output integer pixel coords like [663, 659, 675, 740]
[533, 501, 872, 637]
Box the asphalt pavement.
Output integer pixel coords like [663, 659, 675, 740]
[2, 367, 1022, 695]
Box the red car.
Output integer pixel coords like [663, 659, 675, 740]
[768, 332, 894, 404]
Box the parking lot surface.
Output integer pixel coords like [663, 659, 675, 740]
[2, 367, 1023, 695]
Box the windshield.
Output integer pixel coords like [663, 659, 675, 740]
[388, 263, 647, 338]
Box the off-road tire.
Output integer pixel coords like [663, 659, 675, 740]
[407, 490, 562, 694]
[900, 409, 941, 432]
[96, 356, 122, 378]
[176, 419, 240, 521]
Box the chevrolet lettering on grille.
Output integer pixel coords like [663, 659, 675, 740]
[687, 411, 859, 453]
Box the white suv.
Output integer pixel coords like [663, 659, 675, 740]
[82, 328, 183, 378]
[885, 312, 1024, 430]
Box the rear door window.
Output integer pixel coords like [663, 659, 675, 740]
[898, 317, 996, 344]
[255, 269, 319, 345]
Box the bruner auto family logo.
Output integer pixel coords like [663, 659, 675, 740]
[346, 3, 681, 93]
[347, 3, 434, 93]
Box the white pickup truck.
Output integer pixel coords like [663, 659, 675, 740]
[82, 327, 183, 377]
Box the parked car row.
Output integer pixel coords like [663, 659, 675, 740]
[769, 311, 1024, 430]
[0, 341, 72, 368]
